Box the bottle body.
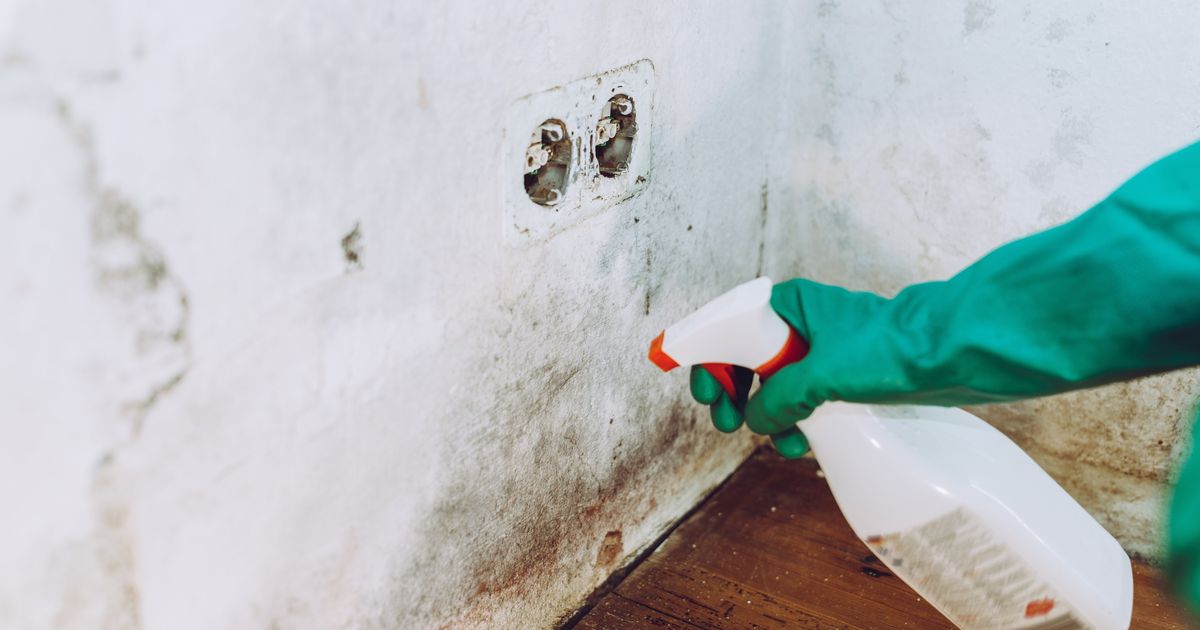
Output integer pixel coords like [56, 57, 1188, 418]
[649, 277, 1133, 629]
[803, 403, 1132, 630]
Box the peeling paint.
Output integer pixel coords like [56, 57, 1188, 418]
[594, 530, 624, 568]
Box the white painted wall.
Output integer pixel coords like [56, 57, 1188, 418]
[0, 1, 792, 628]
[2, 1, 1198, 629]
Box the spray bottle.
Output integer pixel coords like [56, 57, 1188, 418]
[648, 277, 1132, 630]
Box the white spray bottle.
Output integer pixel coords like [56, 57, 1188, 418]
[648, 277, 1132, 630]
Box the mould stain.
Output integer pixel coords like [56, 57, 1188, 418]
[756, 181, 769, 277]
[341, 222, 363, 272]
[963, 0, 996, 36]
[1047, 68, 1073, 90]
[51, 99, 193, 630]
[55, 100, 192, 434]
[90, 186, 191, 435]
[643, 247, 653, 315]
[379, 237, 749, 627]
[1045, 18, 1072, 43]
[394, 392, 709, 628]
[1052, 110, 1094, 166]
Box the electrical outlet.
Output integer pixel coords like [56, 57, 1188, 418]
[504, 60, 654, 247]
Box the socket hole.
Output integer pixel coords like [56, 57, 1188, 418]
[524, 119, 572, 207]
[596, 95, 636, 178]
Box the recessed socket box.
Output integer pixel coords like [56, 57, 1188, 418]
[504, 59, 655, 247]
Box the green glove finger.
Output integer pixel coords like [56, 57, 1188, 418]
[745, 362, 819, 435]
[689, 365, 722, 404]
[770, 426, 810, 459]
[709, 392, 745, 433]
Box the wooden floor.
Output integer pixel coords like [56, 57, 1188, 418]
[571, 449, 1195, 629]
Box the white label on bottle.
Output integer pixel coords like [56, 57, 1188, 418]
[865, 507, 1088, 630]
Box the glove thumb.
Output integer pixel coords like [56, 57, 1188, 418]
[744, 360, 824, 436]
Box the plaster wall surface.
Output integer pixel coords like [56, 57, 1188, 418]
[768, 1, 1200, 560]
[0, 1, 797, 628]
[3, 1, 1200, 629]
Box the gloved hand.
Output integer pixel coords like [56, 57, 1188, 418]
[690, 140, 1200, 461]
[692, 140, 1200, 616]
[690, 364, 813, 457]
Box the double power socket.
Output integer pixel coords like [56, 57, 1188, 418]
[503, 60, 654, 247]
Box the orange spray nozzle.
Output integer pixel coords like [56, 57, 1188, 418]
[647, 331, 679, 372]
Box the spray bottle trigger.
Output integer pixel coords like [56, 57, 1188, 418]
[701, 363, 740, 400]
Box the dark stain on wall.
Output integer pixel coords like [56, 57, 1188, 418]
[594, 530, 624, 568]
[380, 208, 757, 628]
[341, 222, 363, 272]
[393, 388, 708, 628]
[58, 100, 192, 435]
[756, 181, 769, 277]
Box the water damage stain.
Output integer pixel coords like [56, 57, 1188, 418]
[393, 395, 706, 628]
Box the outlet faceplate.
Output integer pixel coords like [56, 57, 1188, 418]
[504, 60, 654, 247]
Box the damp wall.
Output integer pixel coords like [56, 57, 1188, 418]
[3, 1, 1200, 629]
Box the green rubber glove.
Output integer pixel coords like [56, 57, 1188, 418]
[690, 366, 812, 457]
[689, 364, 753, 434]
[747, 141, 1200, 437]
[692, 141, 1200, 463]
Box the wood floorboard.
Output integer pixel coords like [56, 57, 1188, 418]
[572, 449, 1196, 629]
